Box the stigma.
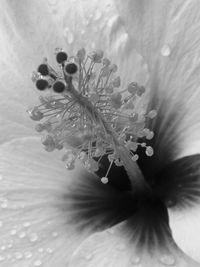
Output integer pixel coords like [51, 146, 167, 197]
[28, 48, 156, 185]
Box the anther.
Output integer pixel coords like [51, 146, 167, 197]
[36, 79, 49, 91]
[101, 177, 109, 184]
[53, 80, 66, 93]
[64, 62, 78, 76]
[37, 64, 49, 76]
[56, 51, 68, 64]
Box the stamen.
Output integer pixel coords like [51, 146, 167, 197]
[36, 79, 49, 91]
[56, 50, 68, 64]
[37, 64, 49, 76]
[28, 48, 157, 186]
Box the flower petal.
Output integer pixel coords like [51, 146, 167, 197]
[153, 154, 200, 209]
[150, 154, 200, 261]
[0, 0, 66, 144]
[169, 204, 200, 263]
[115, 0, 200, 156]
[0, 136, 149, 266]
[0, 137, 97, 266]
[69, 220, 200, 267]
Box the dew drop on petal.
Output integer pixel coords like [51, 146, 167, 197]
[159, 254, 176, 266]
[33, 259, 43, 266]
[24, 251, 33, 259]
[52, 231, 58, 238]
[107, 228, 115, 234]
[94, 10, 102, 21]
[1, 202, 8, 209]
[38, 248, 44, 253]
[29, 233, 39, 242]
[10, 229, 17, 236]
[7, 243, 13, 249]
[0, 255, 5, 261]
[18, 231, 26, 239]
[23, 221, 31, 228]
[84, 252, 93, 261]
[161, 44, 171, 57]
[116, 243, 126, 251]
[46, 248, 54, 254]
[48, 0, 57, 5]
[14, 252, 23, 260]
[64, 28, 74, 44]
[1, 245, 6, 251]
[130, 256, 141, 265]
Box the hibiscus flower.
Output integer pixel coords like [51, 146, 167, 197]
[0, 0, 200, 267]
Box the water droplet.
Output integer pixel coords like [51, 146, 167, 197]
[7, 254, 11, 260]
[94, 27, 98, 33]
[23, 221, 31, 228]
[33, 259, 43, 266]
[116, 243, 126, 251]
[0, 221, 3, 227]
[64, 28, 74, 44]
[1, 202, 8, 209]
[46, 248, 54, 254]
[130, 256, 141, 265]
[24, 251, 33, 259]
[94, 10, 102, 21]
[81, 30, 85, 35]
[166, 199, 176, 207]
[7, 243, 13, 249]
[107, 228, 115, 234]
[29, 233, 39, 242]
[48, 0, 57, 5]
[14, 252, 23, 260]
[1, 245, 6, 251]
[52, 232, 58, 238]
[84, 252, 93, 261]
[84, 19, 90, 26]
[0, 255, 5, 261]
[159, 254, 176, 266]
[38, 248, 44, 253]
[161, 45, 171, 57]
[18, 231, 26, 239]
[10, 229, 17, 236]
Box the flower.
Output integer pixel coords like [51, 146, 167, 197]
[0, 1, 200, 267]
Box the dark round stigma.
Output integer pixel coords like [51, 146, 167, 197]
[36, 79, 49, 90]
[53, 80, 66, 93]
[56, 51, 68, 64]
[37, 64, 49, 76]
[64, 62, 78, 75]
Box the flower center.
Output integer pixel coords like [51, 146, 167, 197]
[28, 48, 157, 185]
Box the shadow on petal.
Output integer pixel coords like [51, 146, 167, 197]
[68, 215, 200, 267]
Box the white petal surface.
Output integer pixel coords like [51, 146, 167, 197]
[0, 0, 68, 143]
[115, 0, 200, 156]
[169, 205, 200, 263]
[69, 221, 200, 267]
[0, 137, 96, 266]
